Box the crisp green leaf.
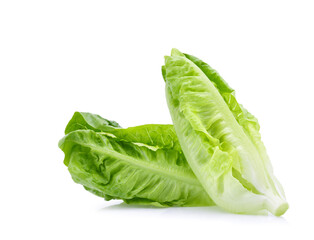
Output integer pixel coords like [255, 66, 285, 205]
[185, 53, 287, 199]
[65, 111, 120, 134]
[65, 112, 181, 151]
[163, 48, 288, 216]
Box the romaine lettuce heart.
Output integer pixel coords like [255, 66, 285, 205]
[59, 112, 214, 207]
[163, 49, 288, 216]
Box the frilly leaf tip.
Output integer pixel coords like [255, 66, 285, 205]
[171, 48, 185, 57]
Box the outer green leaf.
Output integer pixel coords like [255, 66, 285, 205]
[59, 113, 214, 207]
[65, 112, 181, 151]
[163, 48, 288, 215]
[65, 112, 120, 134]
[185, 53, 287, 199]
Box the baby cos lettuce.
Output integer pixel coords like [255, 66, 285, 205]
[163, 49, 288, 216]
[59, 112, 214, 207]
[59, 49, 288, 216]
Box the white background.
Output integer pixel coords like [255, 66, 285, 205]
[1, 0, 313, 239]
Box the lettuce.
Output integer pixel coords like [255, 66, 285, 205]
[59, 112, 214, 207]
[163, 49, 288, 216]
[59, 49, 288, 216]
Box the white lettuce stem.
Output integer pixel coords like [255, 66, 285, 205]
[265, 195, 289, 216]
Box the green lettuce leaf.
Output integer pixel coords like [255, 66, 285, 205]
[59, 112, 214, 207]
[65, 111, 121, 134]
[163, 48, 288, 215]
[65, 112, 182, 151]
